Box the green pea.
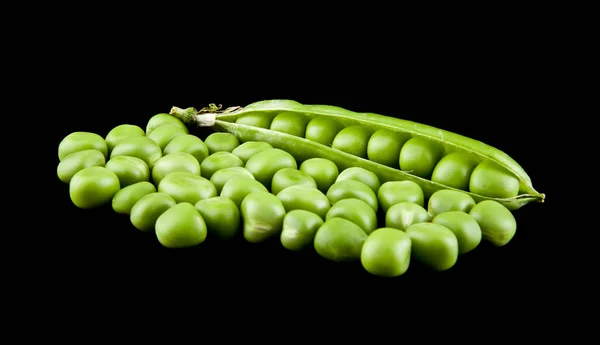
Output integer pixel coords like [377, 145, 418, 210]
[210, 167, 254, 194]
[231, 141, 273, 164]
[305, 116, 344, 146]
[151, 152, 201, 186]
[235, 111, 277, 129]
[104, 124, 145, 153]
[385, 202, 431, 231]
[427, 190, 476, 217]
[105, 156, 150, 187]
[270, 111, 310, 137]
[367, 129, 409, 168]
[377, 181, 424, 213]
[469, 200, 516, 247]
[155, 202, 207, 248]
[69, 166, 120, 209]
[313, 218, 368, 262]
[331, 125, 373, 158]
[110, 136, 162, 169]
[299, 158, 339, 194]
[58, 131, 108, 161]
[241, 191, 286, 243]
[431, 211, 482, 254]
[431, 152, 478, 190]
[204, 132, 240, 154]
[220, 176, 269, 207]
[326, 198, 377, 234]
[469, 160, 520, 199]
[163, 134, 209, 165]
[271, 168, 317, 195]
[245, 148, 297, 189]
[406, 222, 458, 271]
[361, 228, 412, 277]
[157, 171, 217, 204]
[146, 113, 188, 135]
[57, 149, 106, 184]
[112, 181, 156, 215]
[280, 210, 324, 251]
[130, 192, 176, 232]
[147, 123, 187, 151]
[335, 167, 380, 194]
[326, 180, 378, 212]
[195, 196, 240, 240]
[399, 137, 443, 179]
[276, 185, 331, 219]
[200, 151, 244, 180]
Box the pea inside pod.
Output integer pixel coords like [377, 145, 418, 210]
[331, 125, 373, 159]
[270, 111, 310, 137]
[431, 151, 478, 190]
[58, 131, 108, 161]
[367, 128, 410, 168]
[399, 137, 443, 179]
[469, 160, 520, 199]
[57, 149, 106, 184]
[305, 116, 344, 146]
[104, 124, 145, 153]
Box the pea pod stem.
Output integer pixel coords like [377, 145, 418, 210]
[170, 101, 545, 210]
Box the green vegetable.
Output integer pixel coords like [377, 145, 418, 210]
[377, 180, 424, 213]
[240, 191, 286, 243]
[335, 167, 380, 194]
[313, 218, 368, 262]
[270, 111, 310, 137]
[200, 151, 244, 180]
[271, 168, 317, 195]
[105, 156, 150, 187]
[367, 128, 409, 168]
[280, 210, 324, 251]
[304, 116, 344, 146]
[204, 132, 240, 154]
[58, 131, 108, 161]
[469, 200, 517, 246]
[469, 160, 520, 199]
[130, 192, 176, 232]
[361, 228, 412, 277]
[325, 198, 377, 234]
[231, 141, 273, 163]
[151, 152, 201, 186]
[112, 181, 156, 215]
[276, 184, 331, 219]
[326, 180, 378, 212]
[155, 202, 207, 248]
[147, 123, 187, 150]
[57, 149, 106, 184]
[385, 202, 431, 231]
[163, 134, 209, 165]
[405, 223, 459, 271]
[157, 171, 217, 204]
[170, 100, 544, 210]
[245, 148, 297, 189]
[110, 136, 162, 169]
[69, 166, 120, 209]
[427, 189, 476, 217]
[431, 152, 478, 190]
[220, 176, 269, 207]
[146, 113, 188, 135]
[104, 124, 145, 153]
[209, 167, 254, 194]
[431, 211, 482, 254]
[298, 158, 340, 194]
[195, 196, 240, 240]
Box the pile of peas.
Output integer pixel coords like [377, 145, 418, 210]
[57, 111, 518, 278]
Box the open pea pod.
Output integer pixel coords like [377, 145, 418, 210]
[170, 100, 545, 210]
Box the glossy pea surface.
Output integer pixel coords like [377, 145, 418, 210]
[110, 136, 162, 169]
[432, 211, 482, 254]
[146, 113, 188, 134]
[305, 117, 344, 146]
[130, 192, 176, 232]
[147, 123, 187, 150]
[57, 149, 106, 184]
[58, 132, 108, 161]
[377, 180, 424, 212]
[431, 152, 478, 190]
[427, 189, 476, 217]
[195, 196, 240, 240]
[231, 141, 273, 163]
[331, 125, 373, 158]
[313, 218, 368, 263]
[105, 124, 145, 152]
[276, 185, 331, 219]
[69, 166, 120, 209]
[271, 168, 317, 195]
[469, 200, 516, 247]
[241, 191, 286, 243]
[385, 202, 431, 231]
[210, 167, 254, 194]
[326, 198, 377, 234]
[270, 111, 309, 137]
[326, 180, 378, 212]
[235, 112, 276, 129]
[299, 158, 339, 194]
[157, 171, 217, 204]
[220, 176, 269, 207]
[399, 137, 443, 179]
[406, 223, 458, 271]
[155, 202, 207, 248]
[361, 228, 412, 277]
[335, 167, 380, 194]
[200, 152, 244, 180]
[469, 160, 520, 199]
[112, 181, 156, 215]
[280, 210, 324, 251]
[204, 132, 240, 154]
[245, 148, 297, 189]
[105, 156, 150, 187]
[163, 134, 209, 165]
[367, 128, 409, 168]
[151, 152, 201, 186]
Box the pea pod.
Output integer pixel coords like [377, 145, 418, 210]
[170, 101, 545, 210]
